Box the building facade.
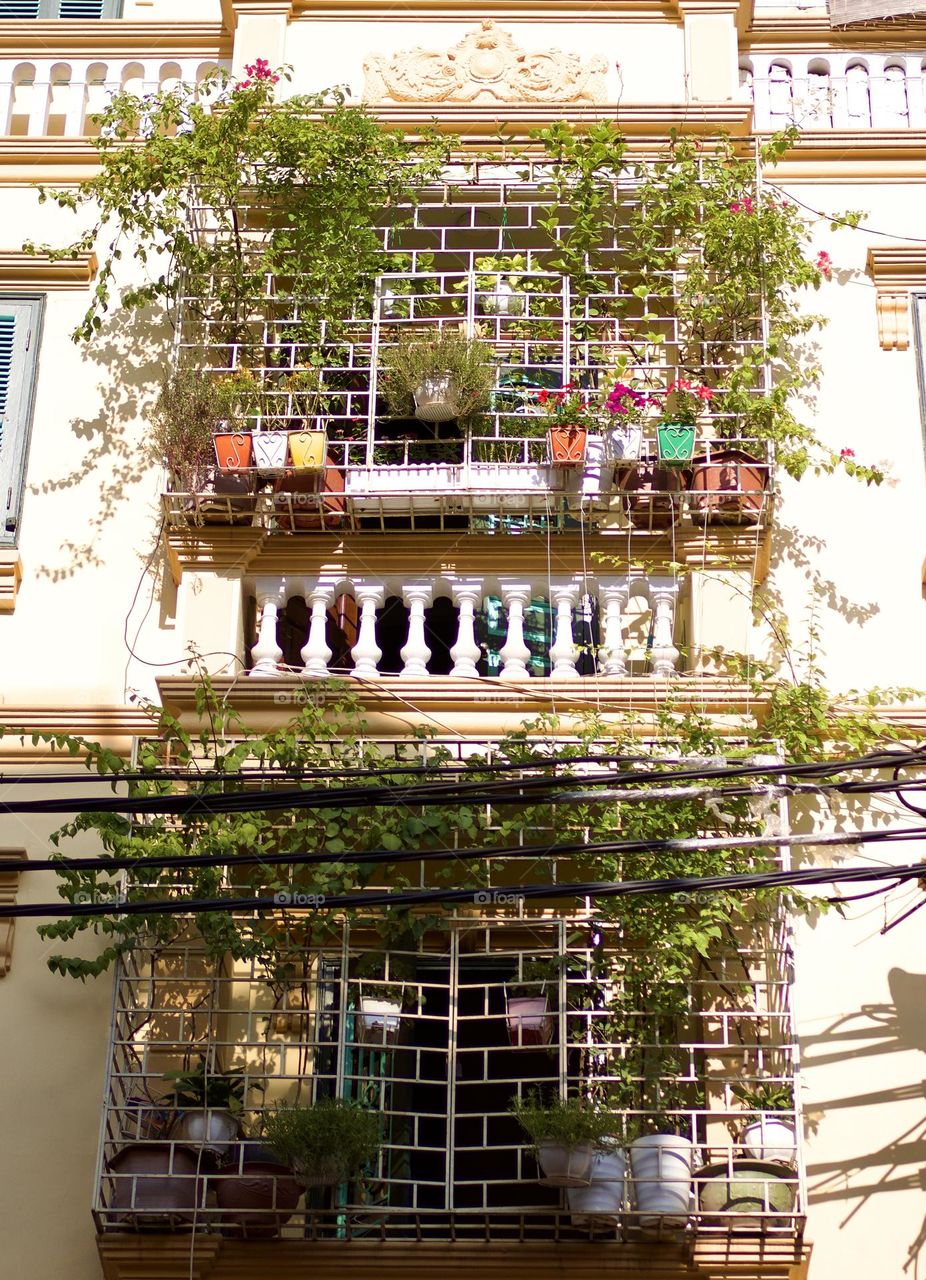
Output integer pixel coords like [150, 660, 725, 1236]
[1, 1, 926, 1278]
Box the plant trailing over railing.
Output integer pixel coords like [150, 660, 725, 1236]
[27, 66, 449, 351]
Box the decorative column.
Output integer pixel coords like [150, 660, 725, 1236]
[598, 579, 630, 676]
[498, 581, 533, 681]
[450, 580, 484, 678]
[400, 583, 433, 678]
[548, 581, 580, 678]
[301, 579, 335, 678]
[649, 578, 680, 678]
[250, 579, 284, 677]
[350, 581, 384, 679]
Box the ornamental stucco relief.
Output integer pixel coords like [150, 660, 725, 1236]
[362, 20, 608, 105]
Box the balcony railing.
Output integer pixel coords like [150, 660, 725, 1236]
[94, 919, 805, 1254]
[246, 570, 684, 680]
[0, 58, 225, 137]
[742, 53, 926, 131]
[162, 436, 774, 535]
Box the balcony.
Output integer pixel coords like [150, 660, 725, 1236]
[742, 53, 926, 131]
[94, 919, 806, 1279]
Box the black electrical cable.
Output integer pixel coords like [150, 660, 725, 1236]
[4, 860, 925, 920]
[1, 745, 923, 817]
[3, 821, 925, 878]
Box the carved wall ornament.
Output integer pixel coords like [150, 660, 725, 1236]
[363, 20, 607, 106]
[866, 245, 926, 351]
[0, 850, 25, 978]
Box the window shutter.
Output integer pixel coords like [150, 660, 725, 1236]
[0, 0, 121, 14]
[0, 297, 43, 543]
[0, 0, 41, 15]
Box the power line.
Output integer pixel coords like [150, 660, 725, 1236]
[4, 860, 924, 920]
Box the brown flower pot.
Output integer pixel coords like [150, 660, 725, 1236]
[548, 425, 587, 467]
[273, 453, 346, 530]
[617, 460, 687, 529]
[688, 448, 767, 525]
[106, 1142, 204, 1227]
[214, 1158, 301, 1239]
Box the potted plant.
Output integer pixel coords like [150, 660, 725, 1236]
[602, 380, 661, 465]
[732, 1082, 796, 1165]
[106, 1142, 204, 1227]
[353, 950, 417, 1046]
[284, 364, 330, 471]
[512, 1091, 616, 1187]
[163, 1054, 257, 1160]
[262, 1098, 382, 1188]
[532, 384, 595, 466]
[378, 329, 495, 425]
[696, 1158, 797, 1230]
[627, 1054, 697, 1229]
[213, 368, 258, 471]
[505, 957, 559, 1047]
[656, 378, 714, 465]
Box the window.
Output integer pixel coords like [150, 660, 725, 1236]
[0, 0, 121, 16]
[0, 296, 43, 545]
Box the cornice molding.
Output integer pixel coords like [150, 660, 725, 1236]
[0, 551, 22, 613]
[865, 245, 926, 349]
[368, 102, 753, 136]
[745, 14, 926, 43]
[0, 19, 230, 55]
[292, 0, 677, 20]
[0, 250, 97, 288]
[0, 851, 24, 979]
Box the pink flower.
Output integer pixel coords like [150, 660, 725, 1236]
[840, 447, 855, 458]
[730, 197, 754, 215]
[815, 250, 832, 280]
[696, 385, 714, 402]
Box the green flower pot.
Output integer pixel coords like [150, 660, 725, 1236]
[656, 422, 697, 465]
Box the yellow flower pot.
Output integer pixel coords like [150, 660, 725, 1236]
[288, 429, 327, 472]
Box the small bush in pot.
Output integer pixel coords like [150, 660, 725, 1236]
[151, 366, 231, 492]
[163, 1053, 261, 1160]
[263, 1098, 382, 1188]
[656, 378, 714, 465]
[378, 330, 495, 425]
[512, 1091, 616, 1186]
[732, 1081, 796, 1165]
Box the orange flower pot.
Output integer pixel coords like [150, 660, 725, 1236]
[548, 425, 587, 467]
[213, 432, 253, 471]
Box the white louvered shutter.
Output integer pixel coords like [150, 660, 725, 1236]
[0, 298, 43, 542]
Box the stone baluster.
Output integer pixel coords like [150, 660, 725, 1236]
[64, 61, 90, 136]
[400, 583, 433, 678]
[649, 579, 680, 678]
[549, 581, 580, 678]
[498, 581, 533, 680]
[250, 580, 284, 677]
[450, 580, 484, 678]
[26, 61, 51, 138]
[350, 581, 384, 679]
[598, 579, 630, 676]
[301, 579, 335, 678]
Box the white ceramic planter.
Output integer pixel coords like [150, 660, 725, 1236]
[478, 282, 525, 316]
[252, 431, 289, 471]
[466, 463, 555, 494]
[358, 995, 403, 1045]
[346, 464, 464, 511]
[629, 1134, 694, 1228]
[506, 993, 554, 1046]
[741, 1117, 797, 1166]
[604, 423, 643, 463]
[413, 374, 461, 422]
[566, 1148, 626, 1225]
[536, 1141, 595, 1186]
[171, 1107, 240, 1160]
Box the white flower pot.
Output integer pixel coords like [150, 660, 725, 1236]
[252, 431, 289, 471]
[629, 1134, 694, 1228]
[413, 374, 461, 422]
[604, 423, 643, 463]
[346, 464, 464, 511]
[171, 1107, 240, 1160]
[478, 282, 525, 316]
[506, 993, 554, 1046]
[566, 1148, 626, 1225]
[536, 1141, 594, 1186]
[358, 995, 403, 1045]
[741, 1117, 797, 1166]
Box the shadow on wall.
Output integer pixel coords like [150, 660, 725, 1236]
[804, 967, 926, 1275]
[27, 305, 168, 582]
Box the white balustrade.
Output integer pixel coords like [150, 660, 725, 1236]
[744, 53, 926, 131]
[244, 573, 683, 682]
[0, 57, 226, 138]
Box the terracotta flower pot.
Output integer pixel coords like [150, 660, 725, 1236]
[273, 452, 345, 530]
[106, 1142, 204, 1226]
[548, 425, 587, 467]
[213, 432, 253, 471]
[617, 460, 687, 529]
[688, 448, 767, 525]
